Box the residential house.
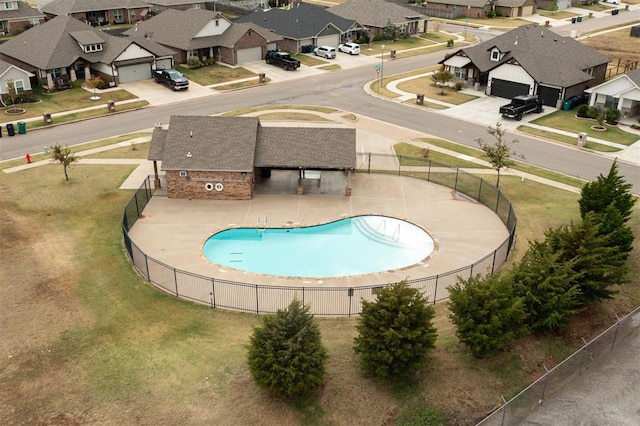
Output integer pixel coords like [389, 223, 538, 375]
[0, 58, 34, 100]
[41, 0, 151, 26]
[420, 0, 491, 20]
[329, 0, 428, 39]
[440, 24, 610, 106]
[585, 70, 640, 121]
[124, 9, 282, 65]
[493, 0, 537, 17]
[0, 15, 176, 90]
[536, 0, 572, 11]
[236, 3, 364, 54]
[148, 115, 357, 200]
[0, 0, 44, 36]
[145, 0, 207, 15]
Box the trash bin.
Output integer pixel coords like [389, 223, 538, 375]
[544, 20, 550, 27]
[612, 9, 619, 15]
[0, 125, 2, 138]
[43, 146, 49, 155]
[6, 123, 15, 136]
[577, 16, 583, 23]
[259, 73, 266, 83]
[390, 50, 396, 59]
[107, 100, 115, 113]
[571, 17, 576, 24]
[563, 100, 571, 111]
[17, 121, 26, 134]
[416, 94, 425, 105]
[43, 112, 52, 124]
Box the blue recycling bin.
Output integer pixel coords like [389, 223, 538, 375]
[6, 123, 15, 136]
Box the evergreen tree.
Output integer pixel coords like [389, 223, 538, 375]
[354, 281, 437, 379]
[579, 159, 636, 223]
[546, 214, 629, 303]
[448, 274, 528, 358]
[512, 240, 582, 333]
[247, 299, 328, 397]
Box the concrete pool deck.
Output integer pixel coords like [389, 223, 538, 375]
[128, 172, 510, 297]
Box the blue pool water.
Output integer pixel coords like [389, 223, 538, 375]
[202, 215, 435, 278]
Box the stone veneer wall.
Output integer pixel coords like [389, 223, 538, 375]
[166, 170, 253, 200]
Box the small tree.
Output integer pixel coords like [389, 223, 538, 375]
[548, 0, 558, 14]
[431, 70, 453, 95]
[354, 281, 437, 379]
[476, 122, 521, 188]
[448, 274, 528, 358]
[247, 299, 328, 397]
[512, 239, 582, 333]
[579, 160, 636, 224]
[49, 144, 80, 181]
[5, 80, 21, 113]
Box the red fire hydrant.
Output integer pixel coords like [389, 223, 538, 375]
[26, 153, 31, 163]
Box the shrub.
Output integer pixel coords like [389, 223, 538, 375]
[247, 299, 328, 397]
[70, 80, 82, 89]
[187, 55, 202, 69]
[586, 105, 601, 119]
[454, 81, 464, 91]
[446, 39, 454, 47]
[354, 281, 437, 379]
[605, 108, 621, 124]
[448, 274, 529, 358]
[576, 104, 589, 118]
[373, 34, 383, 42]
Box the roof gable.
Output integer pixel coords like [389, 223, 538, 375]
[329, 0, 426, 28]
[449, 24, 610, 87]
[236, 3, 358, 39]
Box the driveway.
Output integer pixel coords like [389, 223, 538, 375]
[119, 78, 215, 106]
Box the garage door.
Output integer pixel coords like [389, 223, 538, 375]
[118, 62, 152, 83]
[491, 79, 530, 100]
[156, 58, 172, 70]
[520, 5, 534, 16]
[316, 34, 339, 48]
[538, 86, 562, 107]
[237, 47, 263, 64]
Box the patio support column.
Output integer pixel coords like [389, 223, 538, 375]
[46, 72, 54, 89]
[84, 65, 91, 81]
[70, 67, 77, 82]
[617, 98, 623, 112]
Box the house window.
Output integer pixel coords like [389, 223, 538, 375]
[215, 19, 219, 26]
[188, 50, 198, 58]
[490, 49, 500, 61]
[605, 95, 617, 109]
[29, 18, 40, 26]
[51, 68, 64, 78]
[4, 2, 18, 10]
[129, 10, 136, 21]
[584, 67, 593, 77]
[13, 79, 24, 93]
[84, 44, 103, 53]
[113, 9, 123, 21]
[454, 67, 465, 79]
[193, 3, 201, 9]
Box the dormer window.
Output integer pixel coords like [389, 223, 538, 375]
[490, 48, 501, 62]
[3, 1, 18, 10]
[84, 43, 103, 53]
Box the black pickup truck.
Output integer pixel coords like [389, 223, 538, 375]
[499, 95, 543, 120]
[153, 69, 189, 91]
[265, 50, 300, 71]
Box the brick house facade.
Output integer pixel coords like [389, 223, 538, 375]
[149, 116, 357, 201]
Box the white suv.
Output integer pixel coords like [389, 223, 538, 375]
[314, 46, 336, 59]
[338, 42, 360, 55]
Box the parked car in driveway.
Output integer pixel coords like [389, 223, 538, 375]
[314, 46, 336, 59]
[338, 42, 360, 55]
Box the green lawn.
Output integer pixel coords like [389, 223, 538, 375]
[396, 77, 479, 105]
[176, 64, 256, 86]
[530, 110, 640, 146]
[0, 88, 137, 125]
[394, 141, 490, 169]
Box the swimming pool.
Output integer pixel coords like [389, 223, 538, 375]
[202, 215, 435, 278]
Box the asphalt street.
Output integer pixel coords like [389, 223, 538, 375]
[1, 13, 639, 193]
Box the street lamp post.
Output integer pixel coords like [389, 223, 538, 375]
[379, 44, 385, 91]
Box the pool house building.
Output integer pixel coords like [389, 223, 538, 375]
[148, 115, 357, 200]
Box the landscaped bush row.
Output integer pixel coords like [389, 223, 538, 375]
[576, 104, 621, 124]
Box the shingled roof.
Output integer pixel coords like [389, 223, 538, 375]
[0, 0, 44, 21]
[42, 0, 148, 15]
[236, 3, 358, 40]
[151, 116, 357, 171]
[124, 9, 281, 51]
[446, 24, 610, 87]
[329, 0, 426, 29]
[0, 15, 173, 70]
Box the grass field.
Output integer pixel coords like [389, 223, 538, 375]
[581, 27, 640, 62]
[1, 114, 638, 425]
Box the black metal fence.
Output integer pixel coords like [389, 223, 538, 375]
[122, 153, 517, 316]
[476, 306, 640, 425]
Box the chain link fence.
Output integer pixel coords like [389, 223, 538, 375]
[477, 306, 640, 425]
[122, 153, 517, 315]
